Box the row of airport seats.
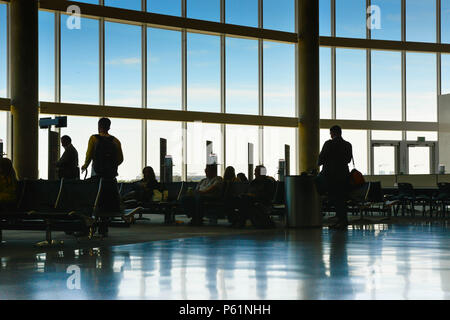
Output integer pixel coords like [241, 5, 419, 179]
[0, 178, 140, 245]
[342, 175, 450, 219]
[118, 180, 286, 224]
[364, 174, 450, 188]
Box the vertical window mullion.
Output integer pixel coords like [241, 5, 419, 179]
[220, 0, 226, 174]
[258, 0, 263, 166]
[141, 0, 147, 168]
[182, 0, 187, 181]
[99, 0, 105, 106]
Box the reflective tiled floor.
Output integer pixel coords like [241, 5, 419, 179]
[1, 223, 450, 300]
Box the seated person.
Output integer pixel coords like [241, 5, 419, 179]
[124, 166, 162, 203]
[236, 173, 248, 183]
[182, 164, 223, 226]
[223, 166, 237, 183]
[0, 158, 18, 211]
[232, 165, 275, 227]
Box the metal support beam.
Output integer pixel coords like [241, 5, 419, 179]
[296, 0, 320, 174]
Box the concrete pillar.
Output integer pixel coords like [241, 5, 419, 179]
[10, 0, 39, 179]
[296, 0, 320, 174]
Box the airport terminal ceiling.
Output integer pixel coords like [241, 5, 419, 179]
[0, 0, 449, 180]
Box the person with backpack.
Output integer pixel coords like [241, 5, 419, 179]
[81, 117, 123, 179]
[81, 117, 124, 237]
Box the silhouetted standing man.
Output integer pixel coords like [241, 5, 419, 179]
[56, 135, 80, 180]
[318, 125, 352, 230]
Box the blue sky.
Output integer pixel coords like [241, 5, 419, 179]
[0, 1, 449, 178]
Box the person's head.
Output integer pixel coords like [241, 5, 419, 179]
[223, 166, 236, 182]
[330, 125, 342, 139]
[98, 117, 111, 134]
[254, 165, 267, 179]
[60, 135, 72, 149]
[205, 164, 218, 179]
[142, 166, 156, 182]
[0, 158, 17, 181]
[237, 173, 248, 182]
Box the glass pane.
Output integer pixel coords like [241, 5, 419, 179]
[187, 33, 220, 112]
[61, 117, 142, 181]
[371, 0, 401, 41]
[263, 0, 295, 32]
[38, 128, 49, 179]
[343, 129, 368, 175]
[39, 11, 55, 102]
[146, 120, 183, 181]
[187, 0, 220, 22]
[320, 0, 331, 36]
[406, 0, 436, 43]
[406, 53, 437, 122]
[0, 4, 6, 98]
[373, 146, 396, 175]
[371, 130, 402, 140]
[148, 0, 181, 16]
[61, 16, 99, 104]
[186, 122, 222, 181]
[0, 112, 7, 157]
[105, 22, 141, 107]
[148, 28, 181, 110]
[371, 51, 402, 121]
[320, 128, 329, 151]
[109, 119, 142, 181]
[226, 125, 259, 178]
[263, 42, 295, 117]
[263, 126, 296, 179]
[336, 0, 366, 38]
[406, 131, 438, 141]
[443, 54, 450, 95]
[226, 0, 258, 27]
[443, 0, 450, 43]
[409, 146, 430, 174]
[320, 47, 332, 119]
[226, 37, 258, 115]
[104, 0, 141, 11]
[336, 49, 366, 120]
[60, 116, 98, 178]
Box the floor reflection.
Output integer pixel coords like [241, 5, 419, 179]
[1, 223, 450, 300]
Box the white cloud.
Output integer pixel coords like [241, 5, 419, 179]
[106, 57, 141, 66]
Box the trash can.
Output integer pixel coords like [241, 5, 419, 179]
[285, 174, 322, 228]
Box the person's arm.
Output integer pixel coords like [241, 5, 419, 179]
[198, 177, 222, 195]
[81, 135, 96, 171]
[114, 138, 124, 166]
[56, 150, 68, 168]
[347, 143, 353, 165]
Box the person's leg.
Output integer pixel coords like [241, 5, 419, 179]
[329, 182, 348, 227]
[180, 195, 195, 220]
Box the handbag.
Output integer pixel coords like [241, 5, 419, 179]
[152, 189, 163, 202]
[349, 157, 365, 187]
